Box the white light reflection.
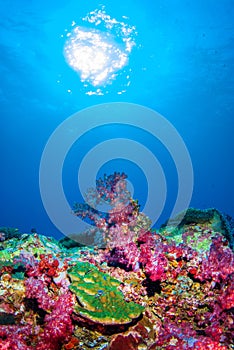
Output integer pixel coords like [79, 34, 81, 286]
[63, 7, 137, 95]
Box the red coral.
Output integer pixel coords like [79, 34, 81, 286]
[205, 322, 224, 343]
[193, 337, 228, 350]
[64, 337, 80, 350]
[137, 229, 156, 246]
[166, 243, 184, 260]
[26, 254, 60, 279]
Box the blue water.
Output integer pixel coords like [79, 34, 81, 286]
[1, 0, 233, 240]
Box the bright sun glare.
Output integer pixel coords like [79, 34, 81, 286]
[63, 7, 137, 95]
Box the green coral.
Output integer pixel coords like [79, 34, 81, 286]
[0, 234, 67, 270]
[2, 233, 63, 257]
[18, 234, 62, 256]
[0, 250, 14, 262]
[158, 226, 184, 245]
[68, 261, 144, 325]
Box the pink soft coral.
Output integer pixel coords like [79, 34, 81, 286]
[36, 293, 74, 350]
[139, 243, 168, 282]
[104, 242, 140, 271]
[0, 325, 33, 350]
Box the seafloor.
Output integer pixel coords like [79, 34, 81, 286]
[0, 175, 233, 349]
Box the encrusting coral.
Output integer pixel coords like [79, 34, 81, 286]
[68, 261, 144, 325]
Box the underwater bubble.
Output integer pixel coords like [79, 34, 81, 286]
[63, 7, 137, 95]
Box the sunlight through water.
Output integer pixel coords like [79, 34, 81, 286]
[63, 7, 137, 95]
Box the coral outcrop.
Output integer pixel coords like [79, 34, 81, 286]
[0, 173, 233, 349]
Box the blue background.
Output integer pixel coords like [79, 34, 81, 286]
[1, 0, 233, 239]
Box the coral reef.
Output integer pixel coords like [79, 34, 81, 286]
[0, 173, 233, 349]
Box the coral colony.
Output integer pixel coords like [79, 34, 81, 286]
[0, 173, 234, 349]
